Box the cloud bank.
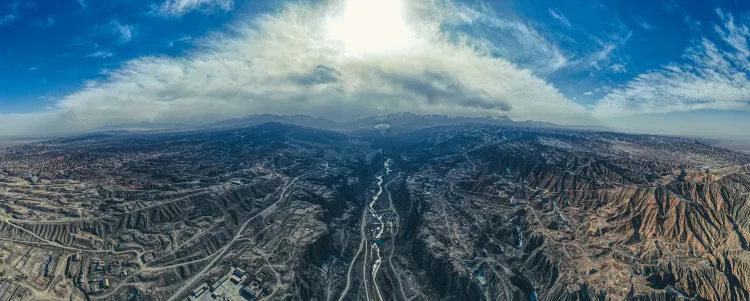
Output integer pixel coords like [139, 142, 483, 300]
[0, 0, 594, 136]
[595, 9, 750, 117]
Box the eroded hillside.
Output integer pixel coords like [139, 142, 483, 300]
[0, 123, 748, 301]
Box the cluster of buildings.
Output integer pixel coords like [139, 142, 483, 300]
[187, 266, 266, 301]
[64, 253, 135, 295]
[0, 280, 30, 300]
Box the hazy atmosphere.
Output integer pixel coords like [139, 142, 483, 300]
[2, 0, 750, 137]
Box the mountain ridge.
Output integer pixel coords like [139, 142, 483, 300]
[96, 112, 616, 134]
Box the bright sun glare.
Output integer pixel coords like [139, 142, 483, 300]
[326, 0, 415, 56]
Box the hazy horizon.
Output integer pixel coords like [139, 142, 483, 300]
[1, 112, 749, 147]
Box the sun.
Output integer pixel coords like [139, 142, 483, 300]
[326, 0, 415, 56]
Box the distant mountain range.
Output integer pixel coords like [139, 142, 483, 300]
[98, 121, 192, 131]
[97, 113, 614, 134]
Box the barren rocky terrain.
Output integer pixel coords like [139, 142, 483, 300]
[1, 117, 749, 301]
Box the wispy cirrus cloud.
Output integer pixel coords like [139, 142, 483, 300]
[595, 9, 750, 117]
[29, 16, 54, 28]
[447, 2, 569, 75]
[71, 20, 134, 58]
[154, 0, 234, 17]
[86, 50, 115, 58]
[639, 20, 652, 30]
[0, 1, 25, 27]
[106, 20, 136, 44]
[568, 29, 632, 73]
[548, 8, 571, 28]
[610, 63, 626, 73]
[0, 13, 18, 26]
[167, 36, 192, 47]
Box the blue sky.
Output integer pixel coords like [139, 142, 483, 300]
[1, 0, 750, 137]
[0, 0, 266, 112]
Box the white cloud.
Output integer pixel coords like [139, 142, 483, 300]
[451, 4, 569, 75]
[30, 16, 55, 28]
[108, 20, 135, 44]
[639, 20, 652, 30]
[0, 0, 595, 136]
[0, 13, 18, 26]
[155, 0, 234, 17]
[168, 36, 193, 47]
[0, 1, 22, 27]
[595, 9, 750, 117]
[583, 92, 593, 96]
[610, 63, 626, 73]
[2, 0, 37, 26]
[86, 50, 115, 58]
[586, 31, 632, 71]
[548, 8, 571, 28]
[563, 18, 632, 74]
[89, 20, 136, 44]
